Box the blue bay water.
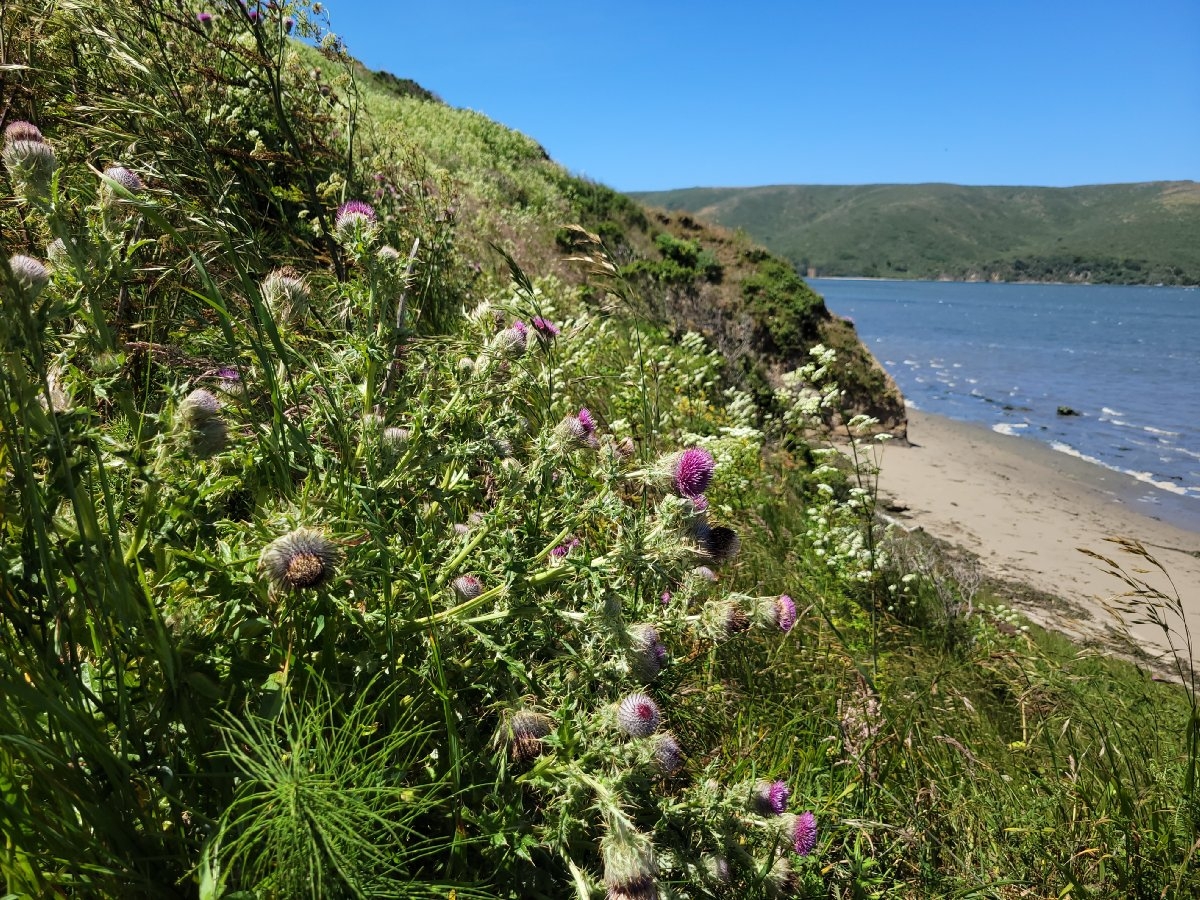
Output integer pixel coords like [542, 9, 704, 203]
[810, 278, 1200, 519]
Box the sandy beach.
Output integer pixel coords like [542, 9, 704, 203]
[875, 409, 1200, 667]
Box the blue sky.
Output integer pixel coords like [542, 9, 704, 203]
[320, 0, 1199, 192]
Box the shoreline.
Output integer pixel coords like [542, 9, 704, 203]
[810, 275, 1199, 288]
[875, 409, 1200, 665]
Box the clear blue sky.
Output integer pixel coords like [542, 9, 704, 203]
[321, 0, 1199, 192]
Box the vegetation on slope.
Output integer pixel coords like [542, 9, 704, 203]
[1, 2, 1198, 899]
[632, 182, 1200, 285]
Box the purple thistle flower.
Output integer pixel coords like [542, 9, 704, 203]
[617, 692, 661, 737]
[510, 320, 528, 337]
[577, 407, 596, 436]
[672, 447, 715, 499]
[754, 779, 791, 816]
[792, 811, 818, 856]
[247, 9, 260, 22]
[550, 537, 580, 560]
[196, 11, 213, 24]
[660, 590, 672, 606]
[653, 733, 684, 776]
[531, 315, 560, 339]
[217, 367, 239, 381]
[284, 15, 295, 32]
[774, 594, 798, 633]
[4, 120, 43, 144]
[335, 199, 376, 228]
[687, 494, 709, 514]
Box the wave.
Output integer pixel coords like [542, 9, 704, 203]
[992, 423, 1028, 436]
[1049, 441, 1198, 497]
[1101, 406, 1124, 417]
[1143, 425, 1181, 437]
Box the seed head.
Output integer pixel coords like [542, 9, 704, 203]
[653, 732, 684, 776]
[670, 447, 715, 499]
[617, 692, 661, 738]
[3, 139, 57, 200]
[4, 121, 43, 144]
[258, 527, 338, 591]
[451, 575, 483, 601]
[8, 254, 50, 300]
[754, 779, 791, 816]
[260, 268, 311, 327]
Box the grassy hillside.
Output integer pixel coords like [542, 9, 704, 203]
[632, 182, 1200, 284]
[1, 2, 1197, 898]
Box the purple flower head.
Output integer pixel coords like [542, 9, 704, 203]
[531, 316, 560, 339]
[577, 407, 596, 436]
[335, 200, 376, 228]
[217, 367, 240, 381]
[102, 165, 144, 194]
[792, 811, 818, 856]
[617, 692, 661, 737]
[630, 624, 667, 679]
[550, 537, 580, 560]
[774, 594, 797, 633]
[510, 319, 528, 337]
[4, 120, 43, 144]
[284, 15, 295, 32]
[672, 447, 715, 499]
[660, 590, 672, 606]
[196, 11, 213, 24]
[754, 779, 791, 816]
[688, 494, 709, 514]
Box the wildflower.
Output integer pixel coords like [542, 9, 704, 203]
[617, 692, 661, 738]
[196, 11, 214, 25]
[258, 527, 338, 591]
[707, 599, 750, 639]
[247, 9, 260, 22]
[790, 811, 818, 856]
[8, 254, 50, 300]
[451, 575, 483, 601]
[753, 779, 791, 816]
[284, 15, 295, 32]
[694, 523, 740, 563]
[653, 732, 684, 776]
[334, 200, 378, 245]
[669, 447, 715, 499]
[3, 138, 56, 200]
[553, 410, 598, 451]
[660, 590, 671, 605]
[550, 537, 580, 560]
[101, 165, 144, 195]
[3, 120, 43, 143]
[531, 315, 560, 341]
[498, 709, 553, 764]
[577, 406, 596, 437]
[767, 594, 797, 633]
[260, 267, 310, 327]
[764, 854, 796, 896]
[376, 244, 401, 262]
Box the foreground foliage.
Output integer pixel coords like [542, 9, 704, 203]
[1, 2, 1197, 898]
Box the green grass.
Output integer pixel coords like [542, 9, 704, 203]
[632, 182, 1200, 285]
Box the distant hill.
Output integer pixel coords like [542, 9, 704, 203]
[630, 182, 1200, 285]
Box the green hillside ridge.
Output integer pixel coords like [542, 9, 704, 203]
[632, 182, 1200, 285]
[2, 2, 1198, 898]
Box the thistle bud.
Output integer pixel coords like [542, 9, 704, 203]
[101, 165, 145, 200]
[451, 575, 483, 601]
[3, 139, 57, 200]
[601, 822, 657, 900]
[4, 120, 43, 143]
[694, 523, 740, 563]
[260, 267, 311, 328]
[617, 692, 661, 738]
[333, 200, 378, 246]
[653, 732, 684, 776]
[497, 709, 553, 764]
[629, 624, 667, 680]
[491, 321, 528, 359]
[7, 254, 50, 301]
[764, 854, 796, 896]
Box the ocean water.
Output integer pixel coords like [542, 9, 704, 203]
[810, 278, 1200, 519]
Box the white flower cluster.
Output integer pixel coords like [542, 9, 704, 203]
[775, 344, 843, 430]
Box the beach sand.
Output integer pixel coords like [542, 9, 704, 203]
[874, 409, 1200, 668]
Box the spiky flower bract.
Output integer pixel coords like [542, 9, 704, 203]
[601, 821, 657, 899]
[553, 412, 598, 451]
[617, 692, 661, 738]
[630, 624, 666, 680]
[101, 165, 144, 195]
[3, 139, 57, 200]
[178, 388, 220, 427]
[258, 528, 338, 591]
[4, 120, 43, 143]
[491, 324, 528, 359]
[754, 779, 791, 816]
[653, 733, 684, 776]
[452, 575, 483, 601]
[8, 254, 50, 300]
[334, 200, 379, 246]
[705, 599, 750, 640]
[260, 268, 311, 328]
[765, 854, 796, 896]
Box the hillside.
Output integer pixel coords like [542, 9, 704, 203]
[631, 182, 1200, 285]
[2, 2, 1198, 898]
